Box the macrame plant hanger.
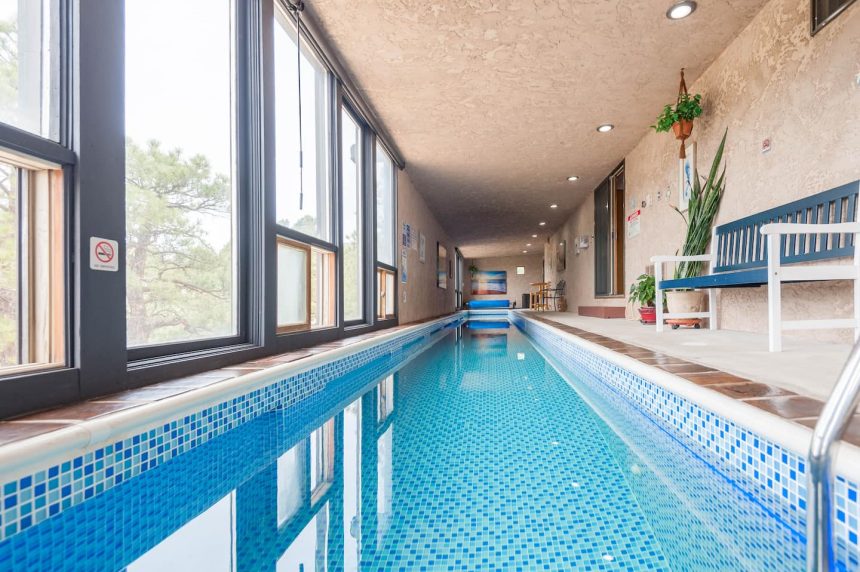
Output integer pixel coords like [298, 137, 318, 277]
[677, 68, 689, 160]
[288, 0, 306, 210]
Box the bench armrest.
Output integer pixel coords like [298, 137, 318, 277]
[760, 222, 860, 235]
[650, 254, 714, 263]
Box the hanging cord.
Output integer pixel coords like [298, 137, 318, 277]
[678, 67, 688, 101]
[288, 0, 306, 210]
[677, 68, 688, 159]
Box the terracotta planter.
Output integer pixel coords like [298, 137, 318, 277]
[638, 306, 656, 324]
[666, 290, 705, 314]
[672, 119, 694, 140]
[665, 290, 706, 329]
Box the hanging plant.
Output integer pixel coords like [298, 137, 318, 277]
[651, 69, 703, 158]
[652, 93, 703, 134]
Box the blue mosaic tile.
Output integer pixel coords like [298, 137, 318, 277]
[0, 312, 857, 570]
[0, 315, 464, 544]
[510, 311, 860, 570]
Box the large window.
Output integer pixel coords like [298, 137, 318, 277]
[376, 268, 395, 320]
[375, 145, 395, 266]
[274, 6, 331, 241]
[341, 109, 364, 322]
[0, 0, 419, 418]
[0, 0, 59, 139]
[277, 238, 335, 333]
[125, 0, 238, 349]
[0, 156, 64, 374]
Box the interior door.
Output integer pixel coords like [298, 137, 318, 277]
[594, 163, 625, 296]
[594, 179, 612, 296]
[454, 248, 464, 309]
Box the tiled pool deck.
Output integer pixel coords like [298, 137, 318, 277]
[528, 312, 859, 446]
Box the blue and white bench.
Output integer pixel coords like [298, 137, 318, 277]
[652, 180, 860, 351]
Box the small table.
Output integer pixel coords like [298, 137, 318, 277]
[529, 282, 551, 311]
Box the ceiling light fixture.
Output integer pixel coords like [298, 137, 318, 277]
[522, 250, 528, 254]
[666, 0, 697, 20]
[596, 124, 614, 133]
[526, 243, 532, 247]
[532, 234, 538, 238]
[550, 204, 558, 209]
[539, 221, 546, 226]
[567, 176, 579, 182]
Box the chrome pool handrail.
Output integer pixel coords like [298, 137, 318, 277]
[807, 339, 860, 571]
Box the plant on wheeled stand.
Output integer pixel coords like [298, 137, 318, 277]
[663, 128, 728, 329]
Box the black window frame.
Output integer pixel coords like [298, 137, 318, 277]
[373, 141, 398, 325]
[811, 0, 857, 35]
[0, 0, 78, 417]
[0, 0, 410, 419]
[124, 0, 257, 363]
[338, 99, 373, 328]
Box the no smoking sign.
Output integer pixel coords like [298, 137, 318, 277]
[90, 237, 119, 272]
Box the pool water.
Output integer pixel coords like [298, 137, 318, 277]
[0, 320, 804, 571]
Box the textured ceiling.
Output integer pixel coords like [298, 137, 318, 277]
[306, 0, 769, 257]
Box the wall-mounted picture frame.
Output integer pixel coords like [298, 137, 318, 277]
[678, 141, 696, 212]
[419, 232, 426, 263]
[471, 270, 507, 295]
[557, 240, 566, 271]
[436, 243, 447, 289]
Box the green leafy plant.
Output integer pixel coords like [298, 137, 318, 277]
[628, 274, 657, 307]
[468, 264, 479, 276]
[672, 129, 728, 280]
[651, 93, 703, 133]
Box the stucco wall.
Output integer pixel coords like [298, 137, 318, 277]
[396, 170, 457, 324]
[543, 192, 627, 311]
[552, 0, 860, 341]
[464, 254, 543, 307]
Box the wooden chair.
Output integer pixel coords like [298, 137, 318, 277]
[530, 282, 550, 311]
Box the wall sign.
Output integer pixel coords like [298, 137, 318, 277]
[626, 210, 641, 239]
[401, 223, 412, 249]
[90, 237, 119, 272]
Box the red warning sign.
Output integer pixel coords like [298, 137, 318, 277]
[95, 241, 114, 264]
[90, 237, 119, 272]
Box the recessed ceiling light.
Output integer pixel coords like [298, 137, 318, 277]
[531, 234, 538, 238]
[666, 0, 697, 20]
[526, 243, 532, 247]
[522, 250, 528, 254]
[550, 204, 558, 209]
[538, 221, 546, 226]
[567, 176, 579, 182]
[596, 124, 614, 133]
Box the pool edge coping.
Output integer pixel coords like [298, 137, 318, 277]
[0, 312, 467, 482]
[512, 311, 860, 480]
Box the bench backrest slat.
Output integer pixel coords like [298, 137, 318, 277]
[713, 180, 859, 273]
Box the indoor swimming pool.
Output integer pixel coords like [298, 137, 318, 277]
[0, 318, 827, 570]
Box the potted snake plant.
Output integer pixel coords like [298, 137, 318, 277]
[664, 129, 727, 327]
[629, 274, 658, 324]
